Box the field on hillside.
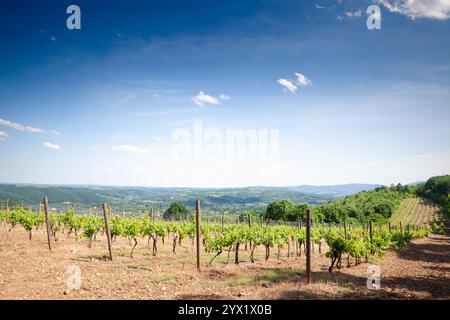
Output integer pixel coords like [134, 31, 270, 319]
[390, 198, 440, 226]
[0, 198, 449, 300]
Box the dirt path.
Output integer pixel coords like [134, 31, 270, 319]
[0, 224, 449, 300]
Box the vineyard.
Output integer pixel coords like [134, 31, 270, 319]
[0, 201, 432, 272]
[1, 193, 448, 300]
[390, 197, 442, 228]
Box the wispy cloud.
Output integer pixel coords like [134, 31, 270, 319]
[192, 91, 221, 106]
[378, 0, 450, 20]
[345, 10, 362, 17]
[277, 78, 297, 93]
[152, 136, 163, 142]
[50, 130, 62, 136]
[278, 72, 312, 93]
[219, 94, 230, 100]
[43, 142, 61, 150]
[315, 4, 325, 9]
[0, 118, 45, 133]
[112, 145, 149, 154]
[39, 29, 57, 42]
[0, 131, 8, 141]
[295, 72, 313, 87]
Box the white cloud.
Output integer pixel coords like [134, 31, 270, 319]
[112, 145, 149, 154]
[277, 78, 298, 93]
[295, 72, 313, 87]
[316, 4, 325, 9]
[50, 130, 62, 136]
[192, 91, 221, 106]
[152, 136, 163, 142]
[278, 72, 312, 93]
[0, 118, 45, 133]
[379, 0, 450, 20]
[0, 131, 8, 141]
[43, 142, 61, 150]
[50, 36, 56, 41]
[219, 94, 230, 100]
[345, 10, 362, 17]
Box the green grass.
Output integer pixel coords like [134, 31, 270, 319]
[226, 268, 302, 287]
[152, 274, 177, 283]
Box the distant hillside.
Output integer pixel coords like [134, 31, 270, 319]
[0, 183, 380, 212]
[286, 184, 381, 196]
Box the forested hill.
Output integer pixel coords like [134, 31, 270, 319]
[417, 175, 450, 215]
[0, 183, 380, 212]
[262, 175, 449, 224]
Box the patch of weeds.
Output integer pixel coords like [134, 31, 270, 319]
[120, 263, 153, 271]
[316, 273, 333, 283]
[227, 275, 256, 287]
[227, 268, 302, 287]
[152, 274, 177, 283]
[364, 291, 388, 300]
[343, 282, 356, 290]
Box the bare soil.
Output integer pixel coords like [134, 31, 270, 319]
[0, 224, 449, 300]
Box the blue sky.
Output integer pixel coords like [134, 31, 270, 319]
[0, 0, 449, 187]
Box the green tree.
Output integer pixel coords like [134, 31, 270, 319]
[163, 202, 191, 221]
[286, 203, 308, 222]
[265, 199, 295, 221]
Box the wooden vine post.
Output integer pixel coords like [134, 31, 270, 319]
[43, 197, 53, 250]
[343, 218, 347, 239]
[102, 204, 114, 261]
[369, 221, 374, 255]
[305, 208, 312, 285]
[4, 199, 9, 236]
[195, 200, 201, 271]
